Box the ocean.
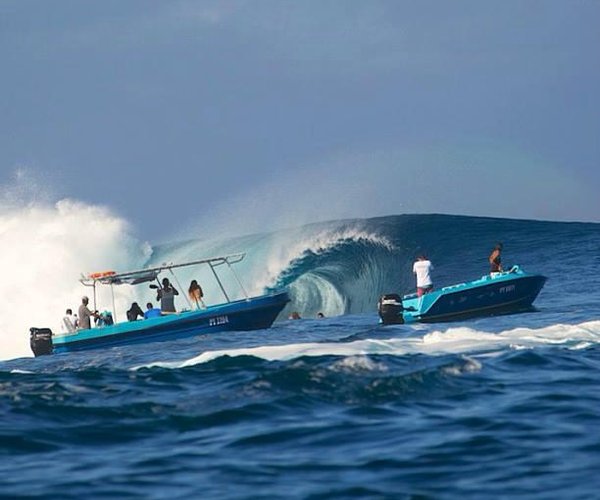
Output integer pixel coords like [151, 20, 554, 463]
[1, 214, 599, 499]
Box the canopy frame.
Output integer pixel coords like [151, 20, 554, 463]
[79, 253, 249, 317]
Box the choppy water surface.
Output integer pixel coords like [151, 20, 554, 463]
[1, 214, 600, 498]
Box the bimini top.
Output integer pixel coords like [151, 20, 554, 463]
[80, 253, 246, 287]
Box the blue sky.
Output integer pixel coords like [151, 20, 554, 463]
[2, 1, 599, 241]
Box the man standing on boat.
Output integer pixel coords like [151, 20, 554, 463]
[78, 296, 99, 330]
[157, 278, 179, 313]
[413, 254, 434, 298]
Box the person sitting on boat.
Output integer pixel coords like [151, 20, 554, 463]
[144, 302, 162, 319]
[413, 254, 434, 297]
[157, 278, 179, 313]
[61, 308, 78, 333]
[489, 243, 503, 274]
[188, 280, 206, 310]
[126, 302, 144, 321]
[97, 310, 114, 326]
[78, 296, 99, 330]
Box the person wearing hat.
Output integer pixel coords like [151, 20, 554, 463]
[78, 296, 99, 330]
[489, 243, 504, 273]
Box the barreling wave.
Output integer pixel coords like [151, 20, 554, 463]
[148, 224, 398, 318]
[264, 228, 397, 316]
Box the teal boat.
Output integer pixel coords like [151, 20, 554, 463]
[30, 253, 289, 356]
[378, 266, 547, 324]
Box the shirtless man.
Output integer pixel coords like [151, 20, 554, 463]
[489, 243, 503, 273]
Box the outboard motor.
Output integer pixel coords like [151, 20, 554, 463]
[378, 294, 404, 325]
[30, 327, 53, 357]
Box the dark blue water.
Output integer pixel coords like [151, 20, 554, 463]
[2, 214, 600, 499]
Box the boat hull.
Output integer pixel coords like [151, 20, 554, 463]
[44, 291, 289, 355]
[401, 270, 547, 323]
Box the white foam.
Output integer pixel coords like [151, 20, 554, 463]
[134, 320, 600, 370]
[441, 357, 482, 376]
[329, 355, 389, 373]
[0, 193, 150, 361]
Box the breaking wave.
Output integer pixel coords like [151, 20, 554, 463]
[2, 182, 599, 363]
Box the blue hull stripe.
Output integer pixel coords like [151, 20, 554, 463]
[52, 291, 289, 354]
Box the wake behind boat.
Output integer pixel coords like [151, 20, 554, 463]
[378, 265, 547, 324]
[30, 253, 289, 356]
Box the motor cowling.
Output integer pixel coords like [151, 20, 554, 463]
[30, 327, 53, 357]
[378, 294, 404, 325]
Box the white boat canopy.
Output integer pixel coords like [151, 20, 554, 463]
[80, 253, 249, 320]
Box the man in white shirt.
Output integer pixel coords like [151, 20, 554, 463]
[61, 308, 78, 333]
[413, 255, 434, 297]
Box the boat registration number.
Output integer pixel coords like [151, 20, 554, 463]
[499, 285, 516, 294]
[209, 315, 229, 326]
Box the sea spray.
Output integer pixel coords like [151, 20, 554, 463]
[0, 199, 150, 360]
